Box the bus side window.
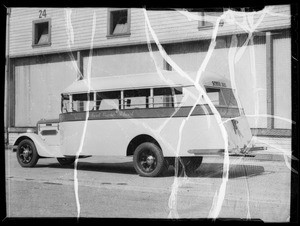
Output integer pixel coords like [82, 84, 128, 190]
[153, 87, 183, 108]
[124, 89, 150, 109]
[206, 88, 220, 106]
[72, 93, 95, 112]
[221, 88, 238, 107]
[173, 87, 183, 107]
[153, 87, 173, 108]
[97, 91, 121, 110]
[61, 94, 71, 113]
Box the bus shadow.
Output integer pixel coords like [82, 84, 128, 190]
[77, 161, 137, 174]
[38, 161, 266, 178]
[175, 162, 266, 178]
[37, 161, 137, 175]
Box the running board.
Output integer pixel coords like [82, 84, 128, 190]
[188, 146, 267, 157]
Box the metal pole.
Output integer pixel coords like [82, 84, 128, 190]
[5, 7, 11, 145]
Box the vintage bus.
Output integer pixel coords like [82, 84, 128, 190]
[13, 70, 258, 177]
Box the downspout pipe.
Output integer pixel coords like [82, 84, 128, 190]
[5, 7, 11, 146]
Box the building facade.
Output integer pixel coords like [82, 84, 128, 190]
[5, 6, 291, 146]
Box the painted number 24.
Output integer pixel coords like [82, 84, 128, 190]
[39, 10, 47, 18]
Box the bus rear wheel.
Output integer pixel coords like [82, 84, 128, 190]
[133, 142, 167, 177]
[16, 139, 39, 167]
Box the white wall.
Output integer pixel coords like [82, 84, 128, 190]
[15, 59, 77, 126]
[273, 37, 291, 129]
[83, 51, 164, 77]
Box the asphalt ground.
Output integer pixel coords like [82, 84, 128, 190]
[4, 147, 292, 221]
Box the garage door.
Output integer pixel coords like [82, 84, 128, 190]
[15, 57, 77, 127]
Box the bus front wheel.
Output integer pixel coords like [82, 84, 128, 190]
[16, 139, 39, 167]
[133, 142, 166, 177]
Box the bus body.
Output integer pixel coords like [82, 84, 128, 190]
[13, 70, 258, 177]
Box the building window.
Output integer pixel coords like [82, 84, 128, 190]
[107, 8, 130, 37]
[32, 19, 51, 46]
[198, 8, 224, 29]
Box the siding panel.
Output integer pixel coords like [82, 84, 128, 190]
[9, 6, 290, 57]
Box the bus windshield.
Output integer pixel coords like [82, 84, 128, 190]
[206, 87, 238, 107]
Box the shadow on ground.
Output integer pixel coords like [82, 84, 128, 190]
[191, 163, 266, 178]
[35, 161, 137, 175]
[35, 160, 266, 179]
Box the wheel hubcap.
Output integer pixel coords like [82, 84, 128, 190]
[139, 150, 157, 173]
[19, 145, 32, 163]
[146, 156, 155, 165]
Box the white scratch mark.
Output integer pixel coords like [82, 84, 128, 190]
[65, 9, 82, 79]
[65, 9, 97, 219]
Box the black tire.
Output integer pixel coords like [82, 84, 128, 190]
[133, 142, 166, 177]
[16, 139, 39, 167]
[57, 157, 76, 166]
[174, 157, 203, 177]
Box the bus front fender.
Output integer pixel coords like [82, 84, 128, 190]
[12, 133, 64, 158]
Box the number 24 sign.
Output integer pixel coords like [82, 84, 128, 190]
[39, 10, 47, 18]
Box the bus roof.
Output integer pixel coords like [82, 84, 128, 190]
[62, 70, 232, 94]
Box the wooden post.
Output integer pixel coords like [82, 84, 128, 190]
[77, 51, 83, 80]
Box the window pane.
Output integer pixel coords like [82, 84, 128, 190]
[96, 91, 120, 110]
[61, 94, 71, 113]
[73, 93, 93, 101]
[206, 88, 226, 106]
[154, 87, 172, 96]
[99, 99, 119, 110]
[124, 89, 150, 98]
[110, 10, 129, 35]
[153, 87, 174, 108]
[206, 90, 220, 106]
[98, 91, 120, 99]
[34, 21, 50, 45]
[206, 87, 238, 107]
[124, 89, 150, 109]
[174, 87, 183, 95]
[221, 89, 238, 107]
[71, 93, 95, 112]
[198, 10, 224, 28]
